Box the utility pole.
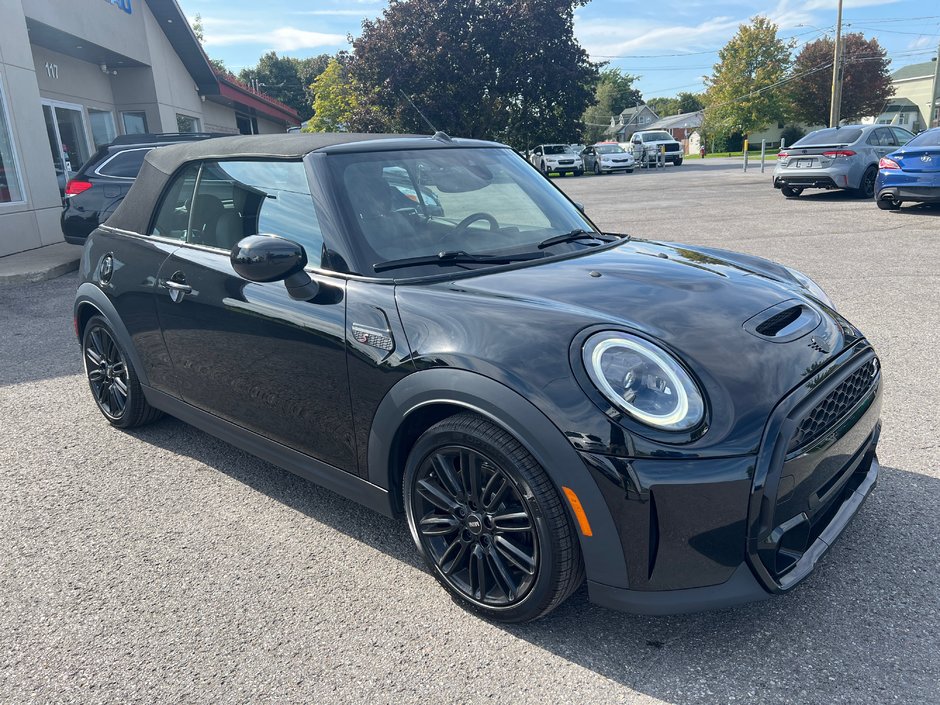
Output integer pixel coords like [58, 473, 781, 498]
[930, 44, 940, 128]
[829, 0, 844, 128]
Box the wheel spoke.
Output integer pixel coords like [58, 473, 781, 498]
[96, 381, 110, 405]
[460, 450, 483, 506]
[486, 545, 517, 601]
[440, 539, 470, 576]
[430, 453, 462, 500]
[419, 512, 459, 536]
[494, 535, 536, 575]
[112, 376, 128, 399]
[416, 477, 459, 513]
[87, 369, 105, 383]
[85, 347, 104, 367]
[470, 544, 487, 600]
[492, 510, 532, 533]
[482, 474, 508, 511]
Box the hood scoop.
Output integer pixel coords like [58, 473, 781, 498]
[744, 300, 821, 343]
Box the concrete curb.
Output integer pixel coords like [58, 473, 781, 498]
[0, 243, 83, 287]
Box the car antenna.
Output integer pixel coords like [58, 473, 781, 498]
[399, 89, 451, 142]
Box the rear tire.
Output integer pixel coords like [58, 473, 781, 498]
[593, 161, 601, 175]
[781, 185, 803, 198]
[856, 166, 877, 199]
[403, 412, 584, 623]
[674, 158, 683, 166]
[82, 315, 162, 429]
[625, 169, 634, 174]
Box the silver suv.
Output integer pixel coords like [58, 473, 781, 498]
[773, 124, 914, 199]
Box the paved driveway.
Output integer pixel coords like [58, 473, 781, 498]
[1, 160, 937, 704]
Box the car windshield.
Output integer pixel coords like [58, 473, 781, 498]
[794, 127, 863, 146]
[542, 145, 568, 155]
[328, 147, 600, 277]
[595, 144, 624, 154]
[906, 129, 940, 147]
[642, 132, 673, 142]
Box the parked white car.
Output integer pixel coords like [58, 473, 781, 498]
[529, 144, 583, 176]
[581, 142, 635, 174]
[627, 131, 683, 167]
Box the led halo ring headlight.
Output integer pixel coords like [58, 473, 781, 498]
[582, 332, 705, 432]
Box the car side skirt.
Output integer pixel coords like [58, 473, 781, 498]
[143, 386, 395, 518]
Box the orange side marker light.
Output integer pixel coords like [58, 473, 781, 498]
[562, 486, 593, 537]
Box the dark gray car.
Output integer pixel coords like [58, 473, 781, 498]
[773, 124, 914, 199]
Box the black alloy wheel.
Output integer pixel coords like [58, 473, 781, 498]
[858, 166, 877, 199]
[82, 315, 161, 428]
[404, 413, 583, 622]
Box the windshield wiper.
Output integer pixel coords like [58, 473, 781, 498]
[373, 250, 543, 273]
[537, 229, 618, 249]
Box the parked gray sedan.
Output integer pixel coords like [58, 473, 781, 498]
[773, 124, 914, 199]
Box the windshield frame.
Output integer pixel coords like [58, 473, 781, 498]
[311, 145, 617, 283]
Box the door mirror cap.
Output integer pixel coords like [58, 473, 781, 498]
[231, 234, 319, 300]
[231, 234, 307, 282]
[573, 201, 586, 214]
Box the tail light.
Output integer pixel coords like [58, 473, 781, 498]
[65, 179, 93, 196]
[879, 157, 900, 170]
[777, 151, 789, 159]
[822, 150, 856, 158]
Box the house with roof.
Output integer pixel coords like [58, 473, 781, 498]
[603, 104, 659, 141]
[869, 61, 940, 132]
[643, 111, 704, 154]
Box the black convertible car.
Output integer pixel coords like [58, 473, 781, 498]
[75, 133, 882, 622]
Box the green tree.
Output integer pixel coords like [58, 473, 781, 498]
[785, 33, 892, 126]
[190, 13, 228, 75]
[351, 0, 598, 148]
[305, 57, 387, 132]
[704, 16, 792, 140]
[647, 96, 678, 117]
[239, 52, 329, 122]
[583, 68, 642, 143]
[676, 92, 704, 113]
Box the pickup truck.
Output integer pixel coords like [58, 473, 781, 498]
[626, 131, 684, 167]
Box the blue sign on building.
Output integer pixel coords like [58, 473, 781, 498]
[104, 0, 132, 14]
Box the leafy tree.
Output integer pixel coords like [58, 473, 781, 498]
[647, 97, 678, 117]
[583, 68, 642, 142]
[351, 0, 598, 148]
[704, 16, 792, 139]
[305, 57, 388, 132]
[239, 52, 330, 121]
[786, 33, 892, 126]
[190, 13, 228, 75]
[676, 92, 704, 113]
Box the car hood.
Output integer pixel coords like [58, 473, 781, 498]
[396, 239, 864, 455]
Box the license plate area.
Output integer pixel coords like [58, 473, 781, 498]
[795, 158, 814, 168]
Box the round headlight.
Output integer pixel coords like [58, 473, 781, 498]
[583, 332, 705, 431]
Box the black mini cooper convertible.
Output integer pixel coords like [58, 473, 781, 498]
[75, 133, 882, 622]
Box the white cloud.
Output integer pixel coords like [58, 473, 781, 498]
[205, 27, 347, 50]
[292, 9, 382, 16]
[802, 0, 900, 9]
[575, 16, 742, 57]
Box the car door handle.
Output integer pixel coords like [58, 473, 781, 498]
[162, 280, 192, 293]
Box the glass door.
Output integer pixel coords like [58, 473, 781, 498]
[42, 101, 92, 189]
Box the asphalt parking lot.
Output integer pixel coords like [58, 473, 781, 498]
[2, 159, 938, 704]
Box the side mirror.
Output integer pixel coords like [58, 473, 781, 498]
[230, 234, 319, 301]
[574, 202, 586, 214]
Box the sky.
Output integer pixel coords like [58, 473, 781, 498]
[182, 0, 940, 103]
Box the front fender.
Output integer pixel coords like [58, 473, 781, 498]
[368, 368, 630, 588]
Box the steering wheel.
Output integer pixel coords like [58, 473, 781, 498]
[444, 212, 500, 239]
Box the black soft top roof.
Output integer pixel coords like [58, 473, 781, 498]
[106, 133, 506, 233]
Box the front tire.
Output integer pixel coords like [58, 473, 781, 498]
[82, 315, 162, 429]
[674, 158, 683, 166]
[593, 161, 601, 175]
[403, 413, 583, 623]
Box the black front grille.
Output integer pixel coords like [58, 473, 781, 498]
[788, 358, 878, 452]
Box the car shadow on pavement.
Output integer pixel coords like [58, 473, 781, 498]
[890, 203, 940, 217]
[128, 415, 940, 705]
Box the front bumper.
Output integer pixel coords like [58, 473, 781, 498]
[583, 343, 882, 614]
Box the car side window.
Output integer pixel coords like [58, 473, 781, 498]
[879, 128, 897, 147]
[97, 148, 152, 178]
[188, 160, 324, 266]
[149, 164, 199, 240]
[891, 127, 913, 147]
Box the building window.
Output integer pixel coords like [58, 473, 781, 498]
[0, 80, 25, 204]
[122, 111, 148, 134]
[89, 109, 117, 148]
[176, 114, 201, 133]
[236, 113, 258, 135]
